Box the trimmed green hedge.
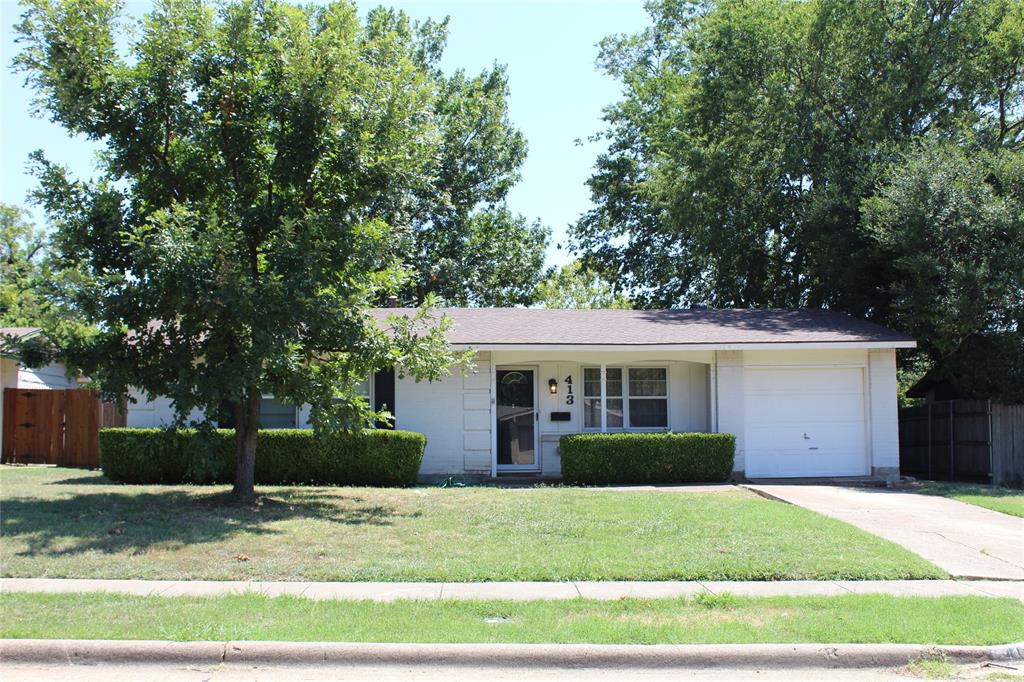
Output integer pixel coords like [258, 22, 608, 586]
[559, 432, 735, 485]
[99, 428, 425, 486]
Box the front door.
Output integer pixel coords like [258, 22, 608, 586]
[496, 368, 537, 471]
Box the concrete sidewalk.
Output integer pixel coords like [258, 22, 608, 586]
[747, 485, 1024, 580]
[2, 577, 1021, 601]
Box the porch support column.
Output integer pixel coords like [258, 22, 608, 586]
[709, 354, 718, 432]
[489, 362, 497, 478]
[600, 363, 607, 433]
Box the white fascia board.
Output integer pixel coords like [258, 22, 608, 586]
[452, 341, 916, 352]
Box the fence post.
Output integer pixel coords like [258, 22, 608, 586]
[988, 399, 996, 487]
[948, 400, 955, 482]
[925, 402, 931, 480]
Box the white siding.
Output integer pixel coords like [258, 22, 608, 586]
[126, 389, 205, 427]
[394, 365, 474, 475]
[715, 350, 746, 472]
[17, 362, 77, 390]
[868, 348, 900, 473]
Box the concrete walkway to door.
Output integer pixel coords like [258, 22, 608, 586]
[747, 485, 1024, 580]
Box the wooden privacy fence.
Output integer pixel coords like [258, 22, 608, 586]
[1, 388, 126, 468]
[899, 399, 1024, 486]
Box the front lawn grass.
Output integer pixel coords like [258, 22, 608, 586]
[913, 482, 1024, 518]
[0, 593, 1019, 645]
[0, 466, 944, 581]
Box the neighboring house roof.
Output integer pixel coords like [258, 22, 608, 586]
[0, 327, 42, 359]
[0, 327, 41, 339]
[370, 308, 915, 349]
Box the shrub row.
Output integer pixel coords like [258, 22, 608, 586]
[99, 428, 426, 486]
[559, 432, 736, 485]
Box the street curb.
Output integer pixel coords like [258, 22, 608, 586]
[2, 639, 1023, 669]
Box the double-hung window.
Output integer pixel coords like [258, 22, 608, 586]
[583, 366, 668, 429]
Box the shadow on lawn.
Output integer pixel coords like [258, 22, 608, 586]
[48, 474, 117, 486]
[1, 487, 411, 558]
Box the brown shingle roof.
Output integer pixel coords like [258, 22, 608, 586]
[369, 308, 914, 347]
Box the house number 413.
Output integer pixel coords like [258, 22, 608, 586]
[565, 375, 574, 405]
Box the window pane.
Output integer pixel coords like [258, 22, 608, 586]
[583, 397, 601, 428]
[629, 368, 667, 397]
[606, 367, 623, 397]
[356, 376, 371, 398]
[583, 367, 601, 397]
[606, 398, 624, 427]
[260, 397, 296, 429]
[629, 398, 667, 428]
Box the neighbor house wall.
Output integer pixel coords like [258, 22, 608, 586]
[126, 389, 205, 427]
[0, 358, 19, 456]
[17, 361, 78, 390]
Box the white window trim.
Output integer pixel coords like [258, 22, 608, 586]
[581, 365, 671, 432]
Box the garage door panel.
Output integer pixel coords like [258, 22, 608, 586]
[747, 453, 868, 478]
[745, 368, 862, 395]
[744, 367, 868, 478]
[746, 393, 864, 423]
[746, 422, 865, 446]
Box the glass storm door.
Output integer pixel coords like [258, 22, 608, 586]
[496, 369, 537, 470]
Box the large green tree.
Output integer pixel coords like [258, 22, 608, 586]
[573, 0, 1023, 397]
[535, 260, 631, 309]
[577, 0, 1022, 309]
[863, 140, 1024, 400]
[0, 203, 46, 326]
[14, 0, 487, 496]
[404, 67, 550, 306]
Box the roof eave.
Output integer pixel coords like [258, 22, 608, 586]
[452, 340, 917, 351]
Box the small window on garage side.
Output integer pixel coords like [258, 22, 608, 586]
[260, 396, 297, 429]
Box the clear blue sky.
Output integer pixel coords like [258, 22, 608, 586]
[0, 0, 650, 268]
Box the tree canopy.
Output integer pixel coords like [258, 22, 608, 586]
[573, 0, 1023, 400]
[535, 260, 631, 309]
[14, 0, 495, 495]
[404, 66, 550, 306]
[0, 203, 46, 327]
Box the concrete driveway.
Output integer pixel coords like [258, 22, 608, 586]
[747, 485, 1024, 580]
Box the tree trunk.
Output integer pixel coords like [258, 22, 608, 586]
[232, 389, 261, 498]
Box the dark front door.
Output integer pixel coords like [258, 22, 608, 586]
[496, 369, 537, 470]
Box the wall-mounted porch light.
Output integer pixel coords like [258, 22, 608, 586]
[548, 378, 558, 395]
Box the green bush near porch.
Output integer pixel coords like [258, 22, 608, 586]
[560, 432, 735, 485]
[99, 428, 425, 486]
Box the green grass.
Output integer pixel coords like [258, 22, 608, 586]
[913, 482, 1024, 518]
[0, 593, 1019, 645]
[0, 466, 945, 581]
[903, 656, 958, 679]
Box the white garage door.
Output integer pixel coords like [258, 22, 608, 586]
[744, 367, 868, 478]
